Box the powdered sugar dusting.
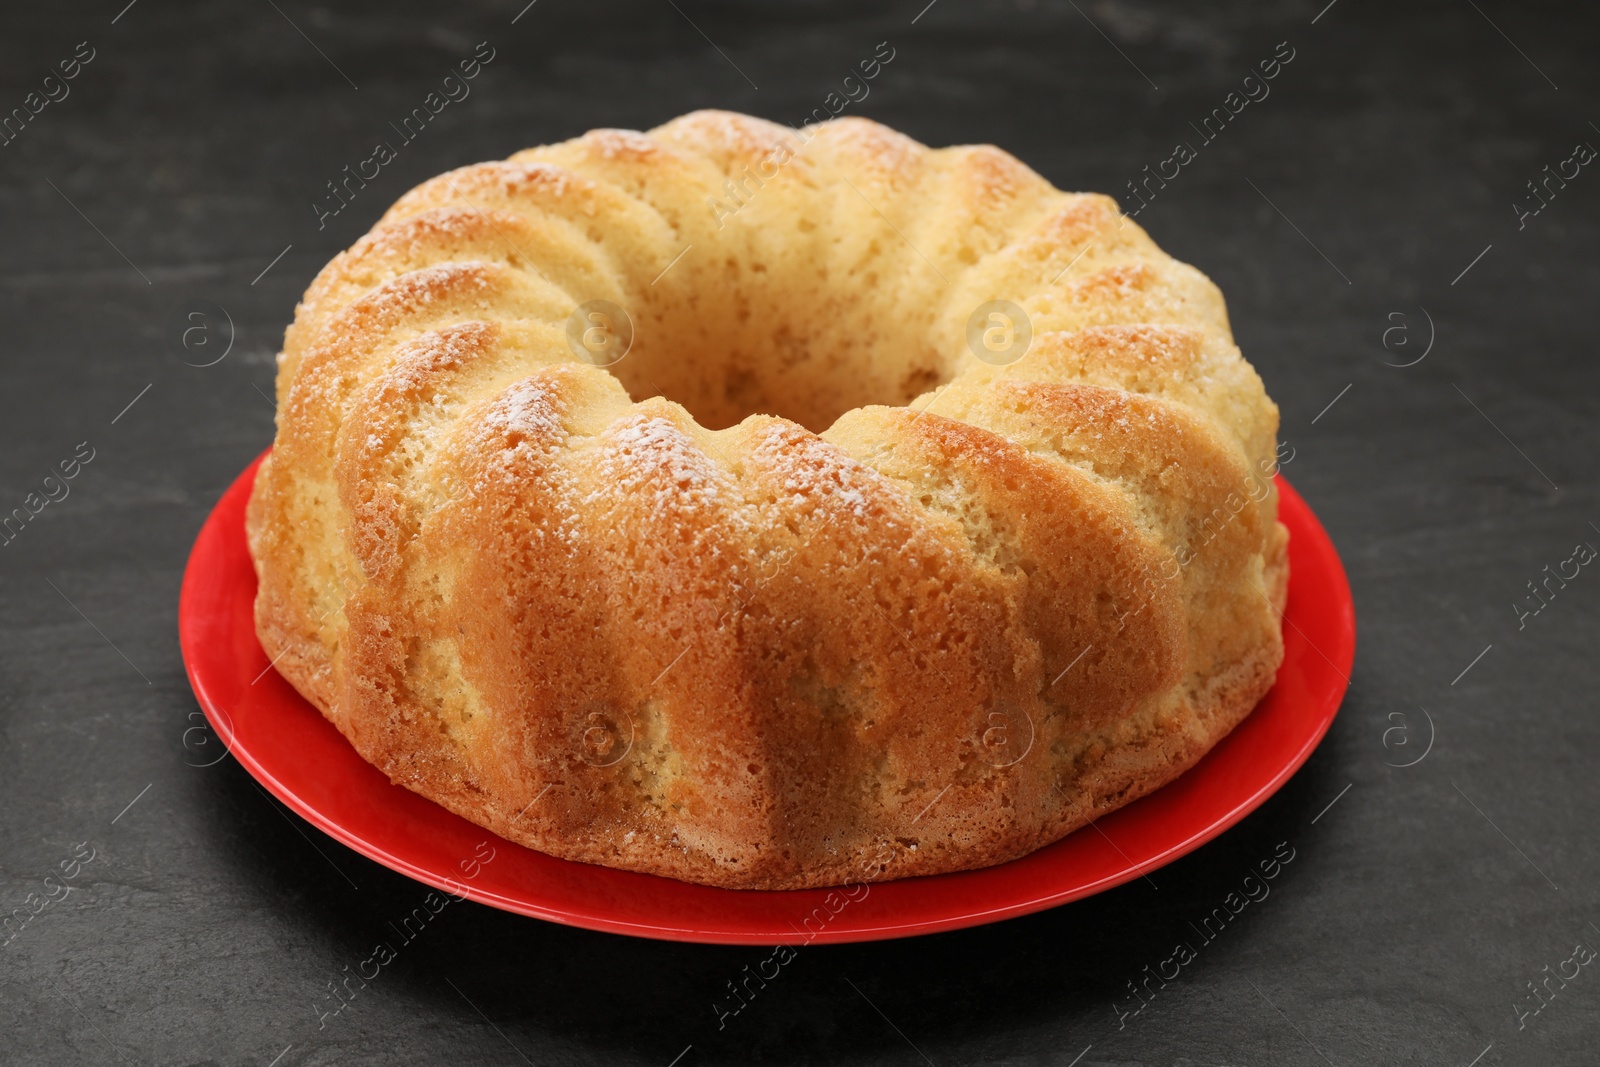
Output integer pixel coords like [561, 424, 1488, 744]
[480, 160, 583, 202]
[353, 262, 495, 321]
[590, 128, 659, 160]
[297, 261, 499, 396]
[750, 424, 885, 525]
[483, 376, 568, 444]
[588, 415, 736, 517]
[471, 375, 585, 547]
[667, 111, 794, 166]
[827, 118, 924, 185]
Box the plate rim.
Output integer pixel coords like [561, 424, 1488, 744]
[180, 451, 1354, 945]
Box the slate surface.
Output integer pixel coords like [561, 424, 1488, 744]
[1, 1, 1596, 1064]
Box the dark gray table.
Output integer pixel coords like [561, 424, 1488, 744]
[2, 1, 1595, 1063]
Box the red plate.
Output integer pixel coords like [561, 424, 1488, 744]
[180, 451, 1353, 945]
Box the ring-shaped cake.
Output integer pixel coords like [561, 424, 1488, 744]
[247, 111, 1287, 889]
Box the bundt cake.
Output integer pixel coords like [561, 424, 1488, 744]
[246, 110, 1288, 890]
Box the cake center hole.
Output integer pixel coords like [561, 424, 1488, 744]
[586, 272, 957, 434]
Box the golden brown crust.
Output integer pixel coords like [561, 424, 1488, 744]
[246, 110, 1286, 889]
